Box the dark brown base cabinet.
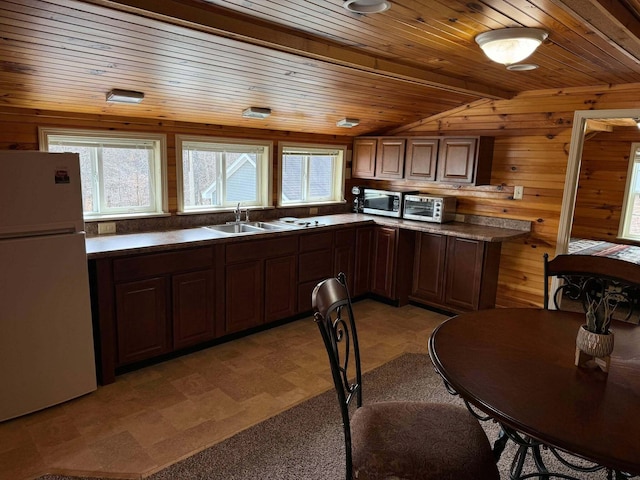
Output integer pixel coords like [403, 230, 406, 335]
[225, 260, 264, 334]
[92, 246, 219, 384]
[115, 277, 170, 366]
[370, 226, 415, 305]
[90, 223, 505, 385]
[173, 270, 216, 350]
[334, 227, 356, 293]
[410, 232, 501, 313]
[297, 231, 334, 313]
[354, 226, 374, 297]
[411, 232, 447, 303]
[371, 227, 396, 298]
[265, 255, 298, 322]
[225, 236, 298, 334]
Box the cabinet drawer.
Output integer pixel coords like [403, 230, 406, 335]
[226, 236, 297, 263]
[299, 231, 333, 252]
[113, 247, 214, 282]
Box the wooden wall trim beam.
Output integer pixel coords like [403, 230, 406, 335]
[80, 0, 513, 100]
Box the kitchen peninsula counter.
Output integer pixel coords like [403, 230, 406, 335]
[86, 213, 531, 259]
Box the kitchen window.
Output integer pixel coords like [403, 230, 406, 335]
[39, 128, 167, 219]
[279, 143, 345, 206]
[619, 142, 640, 241]
[177, 136, 272, 212]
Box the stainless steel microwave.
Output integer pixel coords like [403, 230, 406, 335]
[403, 194, 456, 223]
[362, 188, 418, 218]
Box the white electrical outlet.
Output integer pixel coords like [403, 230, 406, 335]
[513, 186, 524, 200]
[98, 222, 117, 235]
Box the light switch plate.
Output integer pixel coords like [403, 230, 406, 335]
[98, 222, 117, 235]
[514, 186, 524, 200]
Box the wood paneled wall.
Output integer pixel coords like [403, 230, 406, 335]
[3, 82, 640, 309]
[572, 127, 640, 242]
[367, 83, 640, 308]
[0, 106, 353, 215]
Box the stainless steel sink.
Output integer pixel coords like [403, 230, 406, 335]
[204, 220, 300, 235]
[250, 221, 297, 231]
[204, 223, 264, 234]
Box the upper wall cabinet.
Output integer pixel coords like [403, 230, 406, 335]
[353, 135, 494, 185]
[352, 137, 377, 178]
[375, 137, 405, 179]
[405, 137, 439, 181]
[353, 137, 406, 180]
[437, 137, 494, 185]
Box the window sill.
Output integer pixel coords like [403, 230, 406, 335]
[85, 212, 171, 223]
[177, 206, 276, 215]
[278, 200, 346, 208]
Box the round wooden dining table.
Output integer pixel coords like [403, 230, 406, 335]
[428, 308, 640, 477]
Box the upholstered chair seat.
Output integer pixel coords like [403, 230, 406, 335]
[351, 401, 498, 480]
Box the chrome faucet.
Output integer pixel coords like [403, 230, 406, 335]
[234, 202, 241, 223]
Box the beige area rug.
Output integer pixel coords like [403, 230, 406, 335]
[39, 353, 614, 479]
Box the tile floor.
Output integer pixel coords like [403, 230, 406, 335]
[0, 300, 447, 480]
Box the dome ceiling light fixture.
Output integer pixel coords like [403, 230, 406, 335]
[343, 0, 390, 14]
[475, 28, 548, 69]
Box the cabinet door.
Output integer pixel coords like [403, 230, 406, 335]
[411, 232, 447, 303]
[405, 138, 439, 181]
[444, 237, 485, 310]
[354, 226, 374, 297]
[334, 228, 356, 293]
[115, 277, 170, 366]
[298, 231, 334, 313]
[375, 138, 405, 179]
[172, 270, 215, 350]
[352, 138, 377, 178]
[371, 227, 397, 298]
[265, 255, 297, 323]
[225, 261, 264, 334]
[437, 137, 477, 184]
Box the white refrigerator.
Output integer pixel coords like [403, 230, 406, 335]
[0, 151, 97, 422]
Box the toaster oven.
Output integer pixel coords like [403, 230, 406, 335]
[403, 194, 456, 223]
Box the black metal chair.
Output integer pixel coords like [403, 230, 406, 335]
[311, 272, 500, 480]
[543, 253, 640, 323]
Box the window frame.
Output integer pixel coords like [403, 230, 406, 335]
[278, 142, 346, 207]
[39, 127, 168, 220]
[176, 135, 273, 214]
[619, 142, 640, 241]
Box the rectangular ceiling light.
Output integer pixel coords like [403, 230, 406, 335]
[242, 107, 271, 119]
[336, 118, 360, 128]
[106, 89, 144, 104]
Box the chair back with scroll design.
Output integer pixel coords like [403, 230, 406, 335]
[312, 273, 500, 480]
[311, 272, 361, 479]
[543, 253, 640, 323]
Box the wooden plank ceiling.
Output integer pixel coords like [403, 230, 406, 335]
[1, 0, 640, 136]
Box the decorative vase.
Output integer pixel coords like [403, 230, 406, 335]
[575, 325, 614, 373]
